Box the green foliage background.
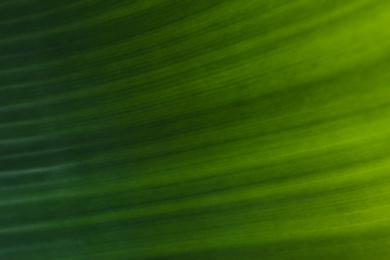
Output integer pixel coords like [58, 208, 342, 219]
[2, 1, 390, 259]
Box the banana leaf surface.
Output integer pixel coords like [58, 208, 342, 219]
[2, 1, 390, 259]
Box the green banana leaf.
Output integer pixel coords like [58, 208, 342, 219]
[2, 1, 390, 259]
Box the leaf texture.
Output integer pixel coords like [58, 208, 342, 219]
[2, 1, 390, 259]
